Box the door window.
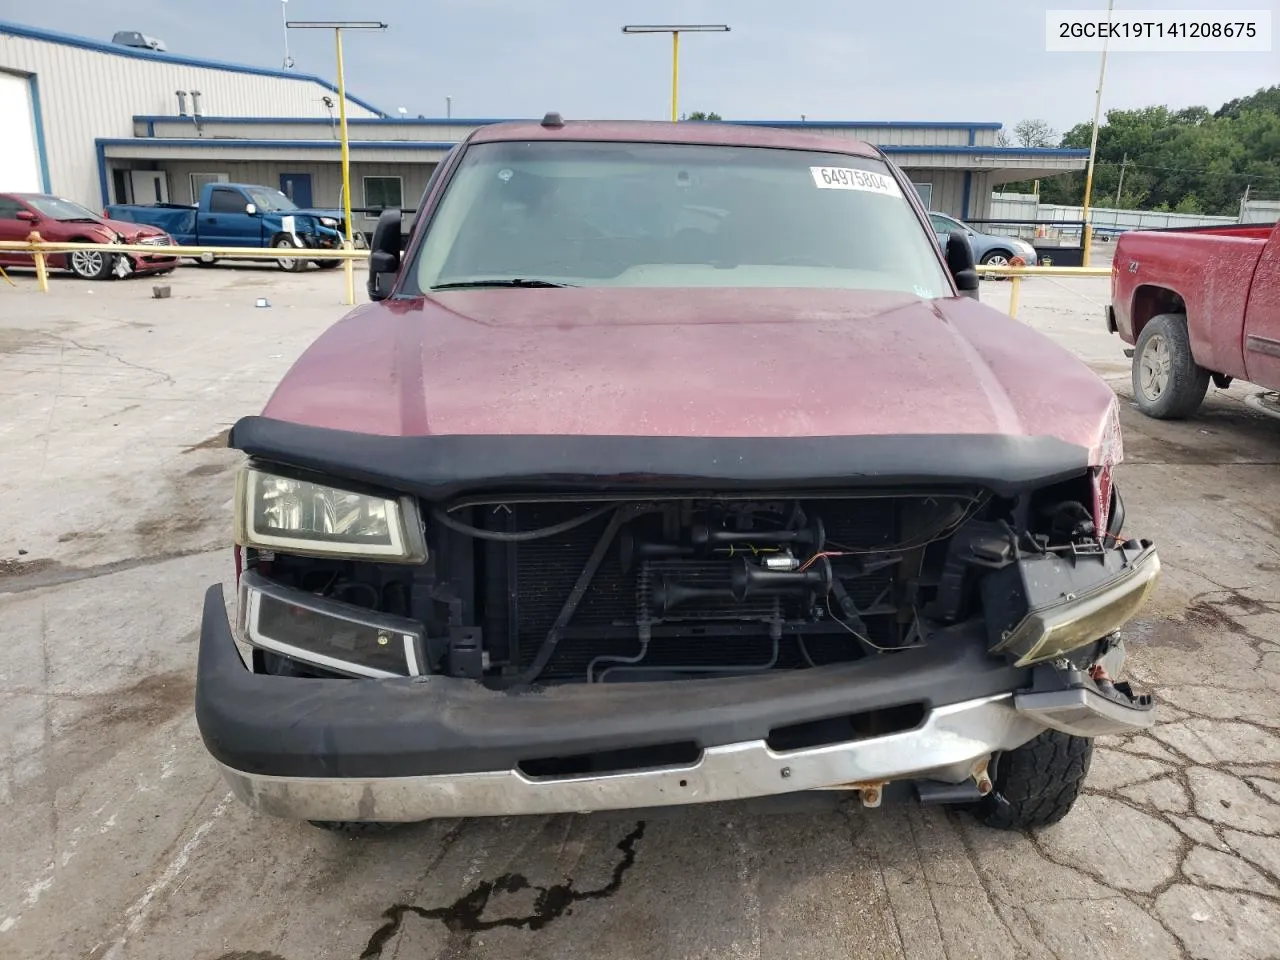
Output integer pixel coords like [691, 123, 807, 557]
[209, 189, 245, 214]
[929, 213, 963, 234]
[0, 197, 24, 219]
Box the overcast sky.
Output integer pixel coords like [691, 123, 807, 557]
[10, 0, 1279, 133]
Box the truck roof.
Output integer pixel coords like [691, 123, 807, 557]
[468, 118, 882, 157]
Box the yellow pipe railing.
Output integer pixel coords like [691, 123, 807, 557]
[975, 263, 1111, 320]
[0, 240, 370, 298]
[2, 241, 1113, 321]
[977, 265, 1111, 278]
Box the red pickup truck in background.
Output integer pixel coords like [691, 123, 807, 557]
[1107, 220, 1280, 419]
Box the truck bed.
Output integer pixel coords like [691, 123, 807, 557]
[1110, 220, 1277, 377]
[105, 204, 198, 241]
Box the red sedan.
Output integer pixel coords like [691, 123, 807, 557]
[0, 192, 178, 280]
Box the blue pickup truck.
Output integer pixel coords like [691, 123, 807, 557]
[106, 182, 346, 272]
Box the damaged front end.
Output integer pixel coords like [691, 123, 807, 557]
[227, 459, 1157, 717]
[196, 422, 1159, 824]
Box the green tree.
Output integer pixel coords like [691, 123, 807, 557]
[1016, 85, 1280, 215]
[681, 111, 722, 121]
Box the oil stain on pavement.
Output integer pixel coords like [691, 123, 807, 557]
[359, 821, 647, 957]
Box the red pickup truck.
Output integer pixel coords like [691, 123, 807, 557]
[1107, 220, 1280, 419]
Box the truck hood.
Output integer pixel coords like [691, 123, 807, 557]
[292, 208, 346, 222]
[260, 287, 1121, 465]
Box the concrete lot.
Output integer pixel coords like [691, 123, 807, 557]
[2, 261, 1279, 960]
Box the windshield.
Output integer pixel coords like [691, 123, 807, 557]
[410, 141, 951, 297]
[247, 188, 299, 212]
[26, 196, 102, 221]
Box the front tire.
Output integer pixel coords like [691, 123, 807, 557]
[314, 258, 342, 271]
[1132, 313, 1210, 420]
[977, 729, 1092, 830]
[274, 237, 307, 272]
[978, 249, 1013, 281]
[67, 247, 114, 281]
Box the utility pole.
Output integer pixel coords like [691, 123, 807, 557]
[621, 24, 731, 122]
[286, 19, 388, 305]
[1114, 152, 1128, 206]
[1080, 0, 1115, 266]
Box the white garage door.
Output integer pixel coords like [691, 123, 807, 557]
[0, 71, 42, 193]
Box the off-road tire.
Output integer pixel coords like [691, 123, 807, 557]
[1132, 312, 1210, 420]
[978, 729, 1092, 830]
[308, 820, 402, 835]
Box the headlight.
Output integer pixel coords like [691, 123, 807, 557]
[233, 466, 427, 562]
[983, 540, 1160, 667]
[319, 217, 339, 227]
[237, 571, 426, 677]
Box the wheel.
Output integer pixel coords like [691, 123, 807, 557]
[67, 247, 115, 281]
[308, 820, 403, 835]
[978, 249, 1013, 281]
[274, 237, 307, 272]
[977, 729, 1093, 829]
[1132, 313, 1210, 420]
[194, 253, 218, 268]
[314, 259, 342, 270]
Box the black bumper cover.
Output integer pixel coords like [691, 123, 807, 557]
[195, 584, 1029, 780]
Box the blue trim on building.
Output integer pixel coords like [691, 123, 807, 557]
[881, 145, 1089, 157]
[107, 138, 1086, 156]
[732, 120, 1004, 130]
[132, 114, 518, 126]
[961, 171, 972, 218]
[95, 140, 109, 207]
[129, 114, 1007, 131]
[146, 120, 155, 138]
[27, 73, 51, 192]
[0, 19, 385, 116]
[98, 137, 459, 151]
[968, 128, 976, 146]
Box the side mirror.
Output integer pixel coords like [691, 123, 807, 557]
[244, 202, 258, 216]
[367, 207, 403, 301]
[16, 210, 38, 222]
[945, 229, 979, 299]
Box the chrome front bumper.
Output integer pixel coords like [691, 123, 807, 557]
[215, 688, 1152, 823]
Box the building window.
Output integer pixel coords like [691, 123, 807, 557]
[362, 176, 403, 218]
[190, 172, 229, 202]
[911, 182, 933, 209]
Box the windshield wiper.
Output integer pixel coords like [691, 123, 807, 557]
[431, 278, 575, 290]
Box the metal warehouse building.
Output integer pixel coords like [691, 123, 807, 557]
[3, 19, 1088, 229]
[0, 20, 379, 207]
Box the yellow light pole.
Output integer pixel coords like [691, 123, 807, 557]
[1080, 0, 1114, 267]
[622, 24, 730, 122]
[286, 19, 387, 304]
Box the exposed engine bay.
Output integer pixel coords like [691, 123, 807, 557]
[244, 474, 1145, 687]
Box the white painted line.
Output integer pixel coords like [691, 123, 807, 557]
[100, 793, 233, 960]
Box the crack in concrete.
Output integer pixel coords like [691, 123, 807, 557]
[0, 546, 224, 595]
[50, 334, 175, 387]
